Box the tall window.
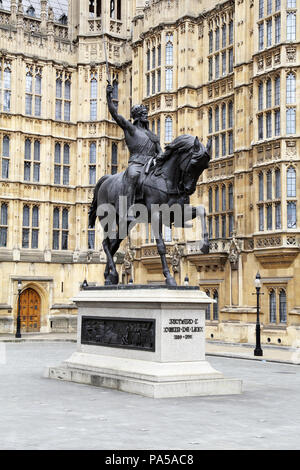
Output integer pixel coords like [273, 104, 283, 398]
[259, 206, 264, 231]
[279, 290, 287, 323]
[88, 228, 95, 250]
[25, 66, 42, 117]
[275, 15, 281, 43]
[267, 19, 272, 47]
[89, 142, 96, 184]
[266, 112, 272, 138]
[267, 204, 273, 230]
[259, 23, 264, 50]
[286, 73, 296, 104]
[110, 0, 121, 20]
[275, 203, 281, 229]
[258, 115, 264, 140]
[229, 21, 233, 44]
[286, 12, 296, 40]
[22, 205, 39, 249]
[286, 108, 296, 134]
[165, 68, 173, 91]
[111, 143, 118, 175]
[287, 167, 296, 197]
[215, 27, 220, 51]
[54, 143, 70, 185]
[165, 33, 173, 91]
[1, 135, 10, 179]
[24, 139, 40, 183]
[275, 169, 281, 198]
[89, 0, 101, 17]
[258, 83, 264, 110]
[266, 79, 272, 108]
[269, 290, 276, 323]
[55, 71, 71, 121]
[259, 172, 264, 201]
[287, 202, 296, 228]
[213, 290, 219, 321]
[267, 171, 272, 200]
[209, 188, 213, 213]
[0, 203, 8, 247]
[165, 116, 173, 142]
[275, 76, 280, 106]
[222, 23, 226, 48]
[0, 60, 11, 112]
[259, 0, 264, 19]
[90, 72, 98, 120]
[275, 110, 281, 135]
[53, 208, 69, 250]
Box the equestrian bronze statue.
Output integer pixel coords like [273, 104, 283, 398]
[88, 84, 211, 286]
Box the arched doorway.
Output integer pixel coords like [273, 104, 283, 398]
[20, 288, 41, 332]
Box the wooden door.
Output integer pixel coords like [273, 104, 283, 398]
[20, 288, 41, 332]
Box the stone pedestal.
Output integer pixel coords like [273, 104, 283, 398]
[46, 286, 242, 398]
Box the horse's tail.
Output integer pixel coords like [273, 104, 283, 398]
[88, 175, 109, 228]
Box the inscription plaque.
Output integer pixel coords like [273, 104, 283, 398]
[81, 316, 155, 352]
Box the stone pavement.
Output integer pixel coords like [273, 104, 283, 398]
[1, 332, 299, 364]
[0, 342, 299, 450]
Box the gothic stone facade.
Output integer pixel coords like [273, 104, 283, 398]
[0, 0, 300, 346]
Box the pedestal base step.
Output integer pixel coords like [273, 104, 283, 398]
[46, 362, 242, 399]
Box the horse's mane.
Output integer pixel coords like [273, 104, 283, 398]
[163, 134, 197, 159]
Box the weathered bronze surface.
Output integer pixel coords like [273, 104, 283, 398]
[81, 316, 155, 351]
[88, 84, 211, 287]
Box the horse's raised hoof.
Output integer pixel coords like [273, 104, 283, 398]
[201, 243, 209, 255]
[165, 276, 177, 287]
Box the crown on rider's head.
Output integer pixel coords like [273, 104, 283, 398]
[130, 104, 148, 120]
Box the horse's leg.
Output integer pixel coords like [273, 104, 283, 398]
[188, 205, 209, 254]
[153, 213, 177, 286]
[102, 237, 119, 285]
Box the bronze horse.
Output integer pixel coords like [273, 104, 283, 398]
[89, 134, 211, 286]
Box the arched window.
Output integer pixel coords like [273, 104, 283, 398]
[287, 202, 296, 228]
[63, 144, 70, 185]
[269, 290, 276, 323]
[89, 142, 96, 185]
[286, 12, 296, 41]
[0, 203, 8, 247]
[228, 101, 233, 128]
[165, 116, 173, 142]
[228, 183, 233, 210]
[275, 76, 280, 106]
[166, 33, 173, 65]
[221, 104, 226, 129]
[279, 290, 287, 323]
[215, 27, 220, 50]
[208, 108, 213, 134]
[112, 79, 119, 102]
[275, 169, 281, 198]
[286, 108, 296, 134]
[266, 79, 272, 108]
[209, 30, 213, 53]
[267, 170, 272, 200]
[287, 167, 296, 197]
[213, 290, 219, 320]
[258, 82, 263, 110]
[111, 143, 118, 175]
[3, 66, 11, 112]
[208, 188, 213, 213]
[90, 74, 98, 121]
[215, 106, 219, 132]
[222, 185, 226, 211]
[2, 135, 10, 179]
[259, 172, 264, 201]
[205, 290, 211, 320]
[215, 187, 219, 212]
[286, 73, 296, 104]
[62, 209, 69, 250]
[222, 23, 226, 48]
[22, 205, 30, 248]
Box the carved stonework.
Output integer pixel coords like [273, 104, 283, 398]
[286, 140, 296, 157]
[286, 46, 296, 63]
[170, 243, 184, 274]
